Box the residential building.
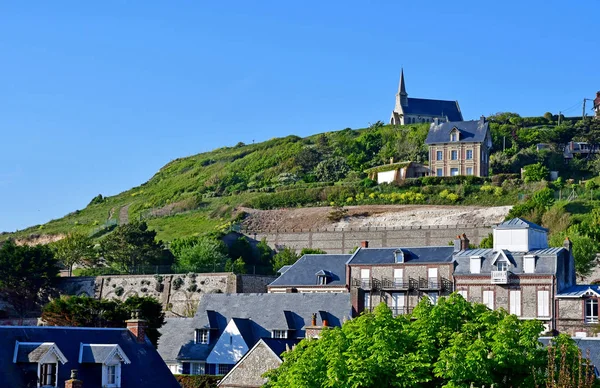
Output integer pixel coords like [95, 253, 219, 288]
[365, 160, 429, 184]
[268, 254, 351, 293]
[555, 284, 600, 337]
[389, 69, 463, 126]
[453, 218, 575, 333]
[157, 293, 351, 376]
[425, 117, 492, 177]
[563, 141, 600, 160]
[217, 338, 299, 388]
[0, 318, 179, 387]
[347, 242, 458, 317]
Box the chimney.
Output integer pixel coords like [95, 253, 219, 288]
[460, 234, 470, 251]
[361, 241, 369, 248]
[434, 117, 439, 125]
[480, 115, 485, 123]
[65, 370, 83, 388]
[322, 318, 328, 327]
[311, 313, 317, 326]
[563, 237, 573, 253]
[453, 235, 462, 252]
[126, 310, 147, 344]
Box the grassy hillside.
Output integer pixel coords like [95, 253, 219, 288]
[3, 113, 599, 243]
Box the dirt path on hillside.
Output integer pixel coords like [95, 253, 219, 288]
[241, 205, 512, 231]
[119, 204, 131, 225]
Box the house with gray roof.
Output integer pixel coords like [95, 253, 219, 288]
[425, 116, 492, 177]
[0, 323, 179, 387]
[268, 254, 351, 293]
[157, 293, 352, 376]
[390, 69, 463, 126]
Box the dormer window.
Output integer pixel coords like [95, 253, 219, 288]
[394, 249, 404, 263]
[470, 256, 481, 274]
[272, 330, 288, 339]
[13, 342, 67, 388]
[195, 329, 210, 344]
[496, 260, 509, 272]
[450, 128, 459, 142]
[524, 255, 536, 273]
[40, 363, 57, 387]
[79, 344, 130, 388]
[315, 270, 331, 285]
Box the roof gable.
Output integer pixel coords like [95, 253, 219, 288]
[425, 119, 489, 145]
[495, 218, 548, 232]
[206, 319, 252, 365]
[14, 342, 68, 364]
[79, 343, 131, 364]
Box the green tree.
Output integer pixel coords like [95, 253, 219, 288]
[294, 147, 322, 173]
[265, 294, 556, 388]
[100, 221, 167, 273]
[42, 295, 165, 347]
[176, 237, 228, 273]
[550, 228, 598, 277]
[315, 157, 350, 182]
[228, 236, 253, 264]
[256, 237, 274, 265]
[479, 233, 493, 248]
[300, 248, 327, 255]
[0, 241, 59, 318]
[272, 247, 300, 272]
[53, 232, 96, 277]
[523, 162, 550, 182]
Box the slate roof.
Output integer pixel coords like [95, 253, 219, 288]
[425, 119, 489, 144]
[79, 344, 126, 364]
[347, 247, 455, 265]
[0, 326, 179, 387]
[261, 338, 301, 358]
[15, 343, 55, 363]
[269, 254, 350, 287]
[495, 218, 549, 232]
[453, 247, 567, 275]
[157, 293, 352, 363]
[404, 98, 463, 122]
[231, 318, 255, 345]
[539, 337, 600, 377]
[556, 285, 600, 298]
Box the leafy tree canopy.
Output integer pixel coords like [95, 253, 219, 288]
[175, 237, 228, 273]
[0, 241, 59, 318]
[271, 247, 300, 272]
[52, 232, 96, 276]
[42, 295, 165, 347]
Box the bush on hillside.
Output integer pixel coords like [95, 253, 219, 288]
[175, 375, 220, 388]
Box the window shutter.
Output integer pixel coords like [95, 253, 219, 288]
[524, 256, 535, 273]
[470, 258, 480, 274]
[483, 290, 494, 309]
[537, 290, 549, 317]
[510, 290, 521, 316]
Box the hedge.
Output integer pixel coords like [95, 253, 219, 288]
[175, 375, 220, 388]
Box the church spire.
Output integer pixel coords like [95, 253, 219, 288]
[397, 68, 408, 107]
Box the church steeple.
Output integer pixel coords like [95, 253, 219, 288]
[397, 69, 408, 107]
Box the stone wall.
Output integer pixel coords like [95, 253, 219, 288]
[244, 224, 492, 254]
[57, 273, 277, 317]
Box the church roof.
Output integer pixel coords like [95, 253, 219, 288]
[425, 119, 489, 144]
[404, 98, 463, 121]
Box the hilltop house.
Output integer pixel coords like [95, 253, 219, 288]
[157, 293, 352, 376]
[425, 117, 492, 177]
[389, 69, 463, 126]
[365, 160, 429, 184]
[0, 317, 179, 387]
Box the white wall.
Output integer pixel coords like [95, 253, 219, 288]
[206, 320, 250, 365]
[377, 170, 396, 184]
[493, 229, 529, 251]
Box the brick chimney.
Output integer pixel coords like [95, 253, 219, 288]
[311, 313, 317, 326]
[460, 234, 470, 251]
[126, 310, 147, 344]
[480, 115, 486, 123]
[453, 235, 462, 252]
[361, 241, 369, 248]
[65, 369, 83, 388]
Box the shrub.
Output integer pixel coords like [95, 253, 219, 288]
[439, 189, 450, 199]
[328, 206, 348, 222]
[480, 185, 495, 193]
[446, 193, 460, 202]
[494, 187, 504, 197]
[523, 163, 549, 182]
[175, 375, 220, 388]
[315, 157, 350, 182]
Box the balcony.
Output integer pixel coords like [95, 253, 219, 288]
[419, 277, 441, 290]
[491, 271, 509, 284]
[380, 277, 412, 290]
[352, 278, 379, 290]
[391, 307, 412, 317]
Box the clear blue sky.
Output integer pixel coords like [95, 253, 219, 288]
[0, 0, 597, 232]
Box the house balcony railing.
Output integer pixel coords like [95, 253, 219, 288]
[380, 277, 412, 290]
[352, 278, 381, 291]
[418, 277, 442, 290]
[491, 271, 510, 284]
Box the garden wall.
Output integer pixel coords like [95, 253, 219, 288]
[243, 224, 492, 253]
[57, 273, 276, 317]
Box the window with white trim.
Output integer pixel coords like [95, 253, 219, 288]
[483, 290, 494, 310]
[585, 299, 598, 323]
[436, 151, 443, 160]
[450, 168, 459, 176]
[466, 149, 473, 160]
[427, 292, 438, 305]
[40, 362, 57, 387]
[496, 260, 509, 272]
[524, 256, 535, 273]
[102, 363, 121, 387]
[272, 330, 288, 339]
[509, 290, 521, 317]
[364, 291, 371, 310]
[537, 290, 550, 317]
[436, 168, 443, 177]
[195, 329, 210, 344]
[451, 132, 458, 142]
[470, 257, 481, 274]
[466, 167, 473, 176]
[451, 150, 458, 160]
[190, 362, 205, 375]
[457, 290, 468, 299]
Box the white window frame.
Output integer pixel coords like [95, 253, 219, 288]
[483, 290, 494, 310]
[457, 290, 468, 300]
[195, 329, 210, 344]
[496, 260, 509, 272]
[436, 150, 443, 161]
[451, 150, 458, 160]
[391, 292, 405, 315]
[466, 167, 473, 176]
[585, 299, 598, 323]
[451, 132, 457, 142]
[272, 330, 288, 339]
[470, 257, 481, 274]
[524, 255, 535, 274]
[39, 362, 58, 387]
[102, 363, 121, 388]
[450, 168, 459, 176]
[190, 362, 205, 375]
[537, 290, 550, 317]
[436, 168, 443, 177]
[509, 290, 521, 317]
[466, 149, 473, 160]
[364, 291, 371, 309]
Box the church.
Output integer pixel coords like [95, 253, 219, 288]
[390, 70, 463, 125]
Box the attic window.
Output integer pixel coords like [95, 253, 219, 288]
[496, 259, 509, 272]
[470, 257, 481, 274]
[394, 250, 404, 263]
[450, 129, 459, 142]
[315, 270, 330, 285]
[272, 330, 288, 339]
[195, 329, 210, 344]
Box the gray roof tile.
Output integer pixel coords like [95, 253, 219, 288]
[269, 254, 350, 287]
[425, 119, 489, 144]
[404, 98, 463, 121]
[496, 218, 548, 232]
[348, 247, 454, 265]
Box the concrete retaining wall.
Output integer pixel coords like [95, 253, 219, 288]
[243, 224, 492, 253]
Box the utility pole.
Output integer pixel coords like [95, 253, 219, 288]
[558, 111, 561, 126]
[583, 98, 587, 120]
